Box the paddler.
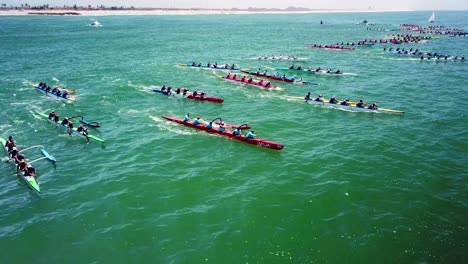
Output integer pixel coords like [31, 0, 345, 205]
[356, 99, 366, 108]
[49, 111, 57, 120]
[67, 120, 74, 133]
[61, 117, 69, 126]
[183, 113, 190, 122]
[5, 138, 16, 152]
[218, 123, 225, 133]
[368, 102, 378, 110]
[206, 121, 213, 130]
[289, 64, 295, 69]
[315, 95, 324, 102]
[24, 165, 37, 178]
[340, 99, 350, 106]
[304, 92, 311, 101]
[16, 160, 28, 174]
[77, 124, 89, 143]
[246, 130, 256, 139]
[193, 116, 201, 125]
[233, 128, 241, 136]
[329, 96, 338, 104]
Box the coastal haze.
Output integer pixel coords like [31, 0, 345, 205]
[0, 2, 467, 264]
[1, 0, 468, 11]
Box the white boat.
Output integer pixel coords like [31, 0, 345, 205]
[89, 19, 102, 27]
[428, 12, 435, 23]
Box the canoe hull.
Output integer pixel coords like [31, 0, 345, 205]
[162, 116, 284, 150]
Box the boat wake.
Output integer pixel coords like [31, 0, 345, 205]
[149, 116, 195, 136]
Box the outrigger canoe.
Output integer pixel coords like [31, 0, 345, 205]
[276, 67, 357, 76]
[151, 87, 224, 103]
[179, 63, 240, 71]
[36, 112, 106, 143]
[35, 85, 76, 102]
[161, 116, 284, 150]
[240, 69, 319, 85]
[286, 96, 404, 114]
[305, 45, 354, 51]
[1, 138, 56, 194]
[220, 74, 285, 91]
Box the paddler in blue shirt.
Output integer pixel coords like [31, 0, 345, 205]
[193, 116, 201, 125]
[206, 121, 213, 129]
[218, 123, 225, 133]
[233, 128, 241, 136]
[183, 113, 190, 122]
[246, 130, 256, 139]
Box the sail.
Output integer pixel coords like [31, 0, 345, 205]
[428, 12, 435, 23]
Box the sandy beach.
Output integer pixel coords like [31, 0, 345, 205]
[0, 9, 412, 16]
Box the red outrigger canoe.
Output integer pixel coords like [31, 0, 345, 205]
[162, 116, 284, 150]
[220, 74, 285, 91]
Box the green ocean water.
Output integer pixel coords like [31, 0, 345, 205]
[0, 11, 467, 263]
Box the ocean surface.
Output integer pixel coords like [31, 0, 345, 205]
[0, 11, 467, 263]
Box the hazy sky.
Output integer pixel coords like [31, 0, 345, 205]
[3, 0, 468, 10]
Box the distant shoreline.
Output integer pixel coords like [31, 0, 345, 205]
[0, 9, 413, 16]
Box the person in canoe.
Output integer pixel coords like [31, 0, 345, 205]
[191, 62, 196, 66]
[62, 90, 68, 98]
[340, 99, 350, 106]
[77, 125, 89, 142]
[246, 130, 256, 139]
[175, 87, 181, 94]
[247, 77, 253, 83]
[226, 73, 231, 79]
[241, 76, 246, 82]
[218, 123, 225, 133]
[24, 165, 37, 178]
[335, 69, 342, 74]
[230, 64, 236, 69]
[193, 116, 201, 125]
[49, 111, 57, 120]
[315, 94, 324, 102]
[297, 65, 303, 70]
[8, 148, 19, 161]
[233, 127, 241, 137]
[182, 88, 189, 96]
[192, 90, 198, 96]
[5, 138, 16, 152]
[61, 117, 69, 127]
[67, 120, 74, 133]
[206, 121, 213, 130]
[199, 91, 206, 98]
[265, 82, 271, 88]
[329, 96, 338, 104]
[183, 113, 190, 122]
[167, 87, 173, 95]
[197, 63, 202, 67]
[5, 135, 15, 147]
[206, 62, 211, 67]
[304, 92, 311, 101]
[356, 99, 366, 108]
[289, 64, 295, 69]
[16, 160, 28, 173]
[368, 102, 378, 110]
[258, 80, 264, 86]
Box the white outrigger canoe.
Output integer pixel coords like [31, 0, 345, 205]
[284, 96, 404, 114]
